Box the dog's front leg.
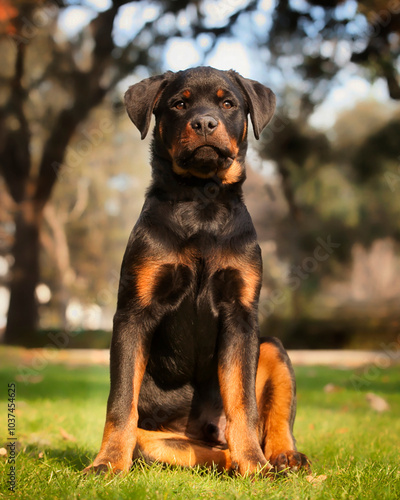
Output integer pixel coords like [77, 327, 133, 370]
[84, 251, 193, 475]
[84, 308, 156, 474]
[217, 311, 268, 476]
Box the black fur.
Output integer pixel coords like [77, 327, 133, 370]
[86, 68, 309, 476]
[112, 66, 275, 441]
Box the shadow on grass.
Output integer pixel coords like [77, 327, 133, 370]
[24, 444, 94, 472]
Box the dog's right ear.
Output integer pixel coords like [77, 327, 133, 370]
[124, 73, 172, 139]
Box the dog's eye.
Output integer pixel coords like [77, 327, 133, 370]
[174, 101, 186, 110]
[222, 100, 234, 109]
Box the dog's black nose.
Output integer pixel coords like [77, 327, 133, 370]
[191, 115, 218, 136]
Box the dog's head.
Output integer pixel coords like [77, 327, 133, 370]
[125, 67, 275, 183]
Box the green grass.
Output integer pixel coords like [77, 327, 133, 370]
[0, 347, 399, 499]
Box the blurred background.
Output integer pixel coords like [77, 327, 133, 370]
[0, 0, 399, 349]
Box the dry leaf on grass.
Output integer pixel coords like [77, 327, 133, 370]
[306, 474, 328, 485]
[324, 383, 340, 393]
[60, 428, 76, 442]
[366, 392, 390, 412]
[15, 375, 43, 384]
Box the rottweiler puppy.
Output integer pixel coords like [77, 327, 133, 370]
[84, 66, 309, 476]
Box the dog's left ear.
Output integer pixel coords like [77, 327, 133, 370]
[229, 71, 276, 140]
[124, 72, 173, 139]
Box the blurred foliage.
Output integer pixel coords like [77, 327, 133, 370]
[0, 0, 400, 346]
[256, 96, 400, 346]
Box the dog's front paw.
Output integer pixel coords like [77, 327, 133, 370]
[83, 464, 110, 475]
[269, 450, 310, 474]
[83, 458, 131, 475]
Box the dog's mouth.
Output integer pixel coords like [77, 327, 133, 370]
[177, 145, 235, 175]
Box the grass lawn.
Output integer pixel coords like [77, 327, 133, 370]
[0, 347, 399, 499]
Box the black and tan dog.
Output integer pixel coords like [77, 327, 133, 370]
[84, 66, 309, 476]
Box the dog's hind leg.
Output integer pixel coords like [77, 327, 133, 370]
[256, 337, 310, 472]
[134, 429, 231, 471]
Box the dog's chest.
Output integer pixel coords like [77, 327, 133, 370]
[147, 288, 219, 385]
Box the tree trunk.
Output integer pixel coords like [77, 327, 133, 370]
[4, 200, 42, 346]
[1, 1, 135, 345]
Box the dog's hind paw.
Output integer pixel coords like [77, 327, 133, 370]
[269, 450, 310, 474]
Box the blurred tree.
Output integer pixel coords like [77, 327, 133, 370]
[251, 0, 400, 339]
[40, 105, 151, 332]
[0, 0, 139, 344]
[260, 0, 400, 218]
[0, 0, 193, 344]
[0, 0, 399, 346]
[268, 0, 400, 105]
